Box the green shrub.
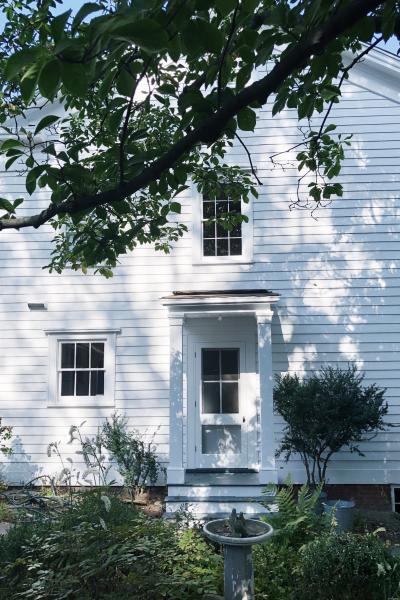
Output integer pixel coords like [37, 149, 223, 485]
[274, 365, 388, 486]
[0, 492, 222, 600]
[297, 532, 400, 600]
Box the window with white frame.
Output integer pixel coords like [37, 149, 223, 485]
[46, 330, 119, 406]
[202, 192, 242, 257]
[193, 183, 253, 264]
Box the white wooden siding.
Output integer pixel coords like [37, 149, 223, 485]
[0, 50, 399, 485]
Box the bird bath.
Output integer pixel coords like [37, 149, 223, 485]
[203, 510, 273, 600]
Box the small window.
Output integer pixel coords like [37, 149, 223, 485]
[46, 330, 119, 407]
[392, 486, 400, 513]
[202, 192, 242, 257]
[201, 348, 239, 414]
[60, 341, 105, 397]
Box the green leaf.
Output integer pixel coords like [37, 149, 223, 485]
[0, 198, 14, 212]
[170, 202, 181, 214]
[5, 155, 20, 170]
[111, 19, 169, 52]
[237, 107, 256, 131]
[20, 63, 41, 104]
[182, 20, 224, 54]
[1, 139, 24, 151]
[34, 115, 60, 135]
[50, 10, 72, 42]
[215, 0, 237, 17]
[39, 60, 61, 99]
[5, 47, 42, 80]
[60, 62, 89, 96]
[116, 68, 135, 97]
[72, 3, 103, 32]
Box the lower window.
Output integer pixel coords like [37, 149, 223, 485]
[46, 330, 118, 406]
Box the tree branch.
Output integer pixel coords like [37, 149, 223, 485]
[0, 0, 387, 232]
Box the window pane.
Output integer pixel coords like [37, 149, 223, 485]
[61, 343, 75, 369]
[216, 201, 228, 216]
[229, 200, 241, 215]
[230, 238, 242, 256]
[203, 239, 215, 256]
[202, 349, 220, 380]
[61, 371, 74, 396]
[221, 350, 239, 380]
[222, 382, 239, 413]
[202, 425, 241, 454]
[76, 343, 89, 368]
[91, 370, 104, 395]
[216, 222, 229, 238]
[91, 343, 104, 368]
[203, 220, 215, 239]
[231, 222, 242, 237]
[203, 201, 215, 219]
[216, 239, 228, 256]
[202, 382, 220, 413]
[76, 371, 90, 396]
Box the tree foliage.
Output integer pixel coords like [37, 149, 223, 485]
[274, 365, 389, 486]
[0, 0, 398, 274]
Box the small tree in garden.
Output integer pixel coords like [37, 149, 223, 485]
[101, 413, 163, 502]
[274, 365, 389, 486]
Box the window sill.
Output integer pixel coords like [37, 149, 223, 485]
[192, 258, 254, 266]
[47, 400, 115, 408]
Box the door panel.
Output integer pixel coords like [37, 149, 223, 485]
[195, 343, 248, 468]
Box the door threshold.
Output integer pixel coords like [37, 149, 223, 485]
[185, 468, 259, 474]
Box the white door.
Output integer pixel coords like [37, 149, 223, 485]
[192, 341, 254, 469]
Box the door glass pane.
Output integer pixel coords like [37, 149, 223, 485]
[61, 343, 75, 368]
[76, 371, 89, 396]
[202, 382, 220, 413]
[61, 371, 74, 396]
[202, 349, 220, 380]
[202, 425, 241, 454]
[76, 343, 89, 368]
[91, 370, 104, 395]
[221, 349, 239, 380]
[91, 343, 104, 368]
[222, 382, 239, 413]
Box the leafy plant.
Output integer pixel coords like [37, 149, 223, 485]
[101, 413, 164, 501]
[298, 532, 400, 600]
[0, 493, 222, 600]
[68, 421, 113, 487]
[263, 479, 327, 548]
[274, 365, 389, 486]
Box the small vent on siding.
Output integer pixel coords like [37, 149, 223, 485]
[28, 303, 47, 311]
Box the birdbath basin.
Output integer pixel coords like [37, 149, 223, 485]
[203, 515, 273, 600]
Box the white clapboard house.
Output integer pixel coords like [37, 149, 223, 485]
[0, 46, 399, 516]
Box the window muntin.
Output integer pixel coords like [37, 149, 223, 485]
[59, 341, 105, 397]
[201, 348, 239, 414]
[202, 192, 242, 257]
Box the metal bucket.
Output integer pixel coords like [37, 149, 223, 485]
[323, 499, 355, 532]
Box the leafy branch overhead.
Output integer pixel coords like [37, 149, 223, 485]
[0, 0, 398, 274]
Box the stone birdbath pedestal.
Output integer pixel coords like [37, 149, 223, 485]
[203, 509, 273, 600]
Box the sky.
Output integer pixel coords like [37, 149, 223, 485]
[0, 1, 398, 56]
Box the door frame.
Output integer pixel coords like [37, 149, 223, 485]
[187, 332, 258, 470]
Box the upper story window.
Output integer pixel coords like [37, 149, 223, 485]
[45, 330, 119, 407]
[202, 192, 242, 257]
[193, 183, 253, 265]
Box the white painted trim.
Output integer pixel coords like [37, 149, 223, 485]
[46, 330, 119, 408]
[256, 310, 278, 484]
[191, 181, 254, 265]
[163, 295, 279, 307]
[167, 313, 185, 484]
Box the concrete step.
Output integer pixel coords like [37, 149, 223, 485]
[184, 472, 262, 486]
[168, 485, 267, 498]
[165, 498, 278, 518]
